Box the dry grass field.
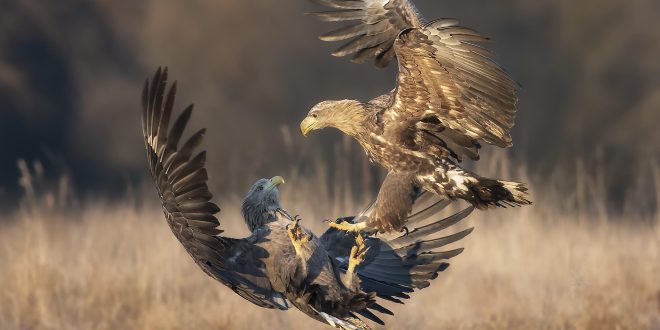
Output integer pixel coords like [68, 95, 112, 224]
[1, 158, 659, 330]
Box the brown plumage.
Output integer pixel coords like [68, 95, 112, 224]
[301, 0, 531, 233]
[142, 67, 474, 329]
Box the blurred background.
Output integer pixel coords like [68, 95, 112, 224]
[1, 0, 659, 210]
[1, 1, 659, 329]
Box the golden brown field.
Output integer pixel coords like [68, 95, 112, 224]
[1, 158, 659, 330]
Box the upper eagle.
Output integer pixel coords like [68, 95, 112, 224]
[300, 0, 530, 233]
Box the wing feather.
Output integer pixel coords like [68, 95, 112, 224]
[310, 0, 425, 67]
[142, 67, 288, 310]
[320, 192, 473, 315]
[387, 20, 520, 147]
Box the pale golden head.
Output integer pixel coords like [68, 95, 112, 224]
[300, 100, 364, 136]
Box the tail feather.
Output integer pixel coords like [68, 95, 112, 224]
[427, 167, 531, 210]
[343, 314, 373, 330]
[472, 179, 531, 209]
[312, 307, 373, 330]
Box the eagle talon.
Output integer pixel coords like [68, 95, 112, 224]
[286, 218, 311, 257]
[400, 226, 410, 236]
[346, 233, 369, 285]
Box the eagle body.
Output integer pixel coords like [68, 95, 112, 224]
[318, 93, 528, 232]
[245, 216, 373, 321]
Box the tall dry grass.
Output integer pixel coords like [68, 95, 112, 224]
[1, 156, 659, 330]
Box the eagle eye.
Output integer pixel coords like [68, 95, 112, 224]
[311, 113, 318, 118]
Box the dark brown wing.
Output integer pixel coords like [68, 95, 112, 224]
[142, 67, 288, 310]
[384, 19, 520, 148]
[320, 192, 473, 316]
[309, 0, 424, 67]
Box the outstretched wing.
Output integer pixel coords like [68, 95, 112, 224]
[385, 20, 519, 148]
[310, 2, 519, 151]
[320, 192, 473, 322]
[142, 67, 288, 310]
[309, 0, 424, 67]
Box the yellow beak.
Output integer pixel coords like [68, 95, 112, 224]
[300, 117, 316, 137]
[269, 176, 285, 187]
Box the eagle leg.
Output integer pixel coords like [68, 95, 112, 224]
[344, 234, 369, 289]
[328, 219, 368, 233]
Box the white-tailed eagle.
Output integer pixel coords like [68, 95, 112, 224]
[300, 0, 531, 233]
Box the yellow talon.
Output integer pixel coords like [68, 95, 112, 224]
[287, 218, 311, 257]
[355, 233, 365, 248]
[347, 234, 369, 276]
[328, 220, 368, 233]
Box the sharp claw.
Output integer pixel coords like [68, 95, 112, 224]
[354, 232, 364, 245]
[352, 234, 368, 259]
[358, 247, 369, 261]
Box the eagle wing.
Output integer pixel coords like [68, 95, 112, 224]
[310, 1, 519, 152]
[142, 67, 289, 310]
[385, 20, 519, 148]
[320, 192, 473, 322]
[310, 0, 424, 68]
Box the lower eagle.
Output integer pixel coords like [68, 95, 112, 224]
[142, 68, 473, 329]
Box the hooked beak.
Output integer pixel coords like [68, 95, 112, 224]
[266, 176, 285, 190]
[300, 116, 317, 137]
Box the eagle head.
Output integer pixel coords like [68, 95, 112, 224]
[241, 176, 285, 231]
[300, 100, 364, 136]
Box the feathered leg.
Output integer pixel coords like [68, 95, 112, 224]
[368, 172, 416, 233]
[329, 172, 417, 234]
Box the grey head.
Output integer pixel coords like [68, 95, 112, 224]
[241, 176, 285, 232]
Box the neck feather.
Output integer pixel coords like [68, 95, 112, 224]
[241, 201, 279, 232]
[332, 103, 370, 138]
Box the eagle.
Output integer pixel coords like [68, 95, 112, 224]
[142, 67, 474, 329]
[299, 0, 531, 233]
